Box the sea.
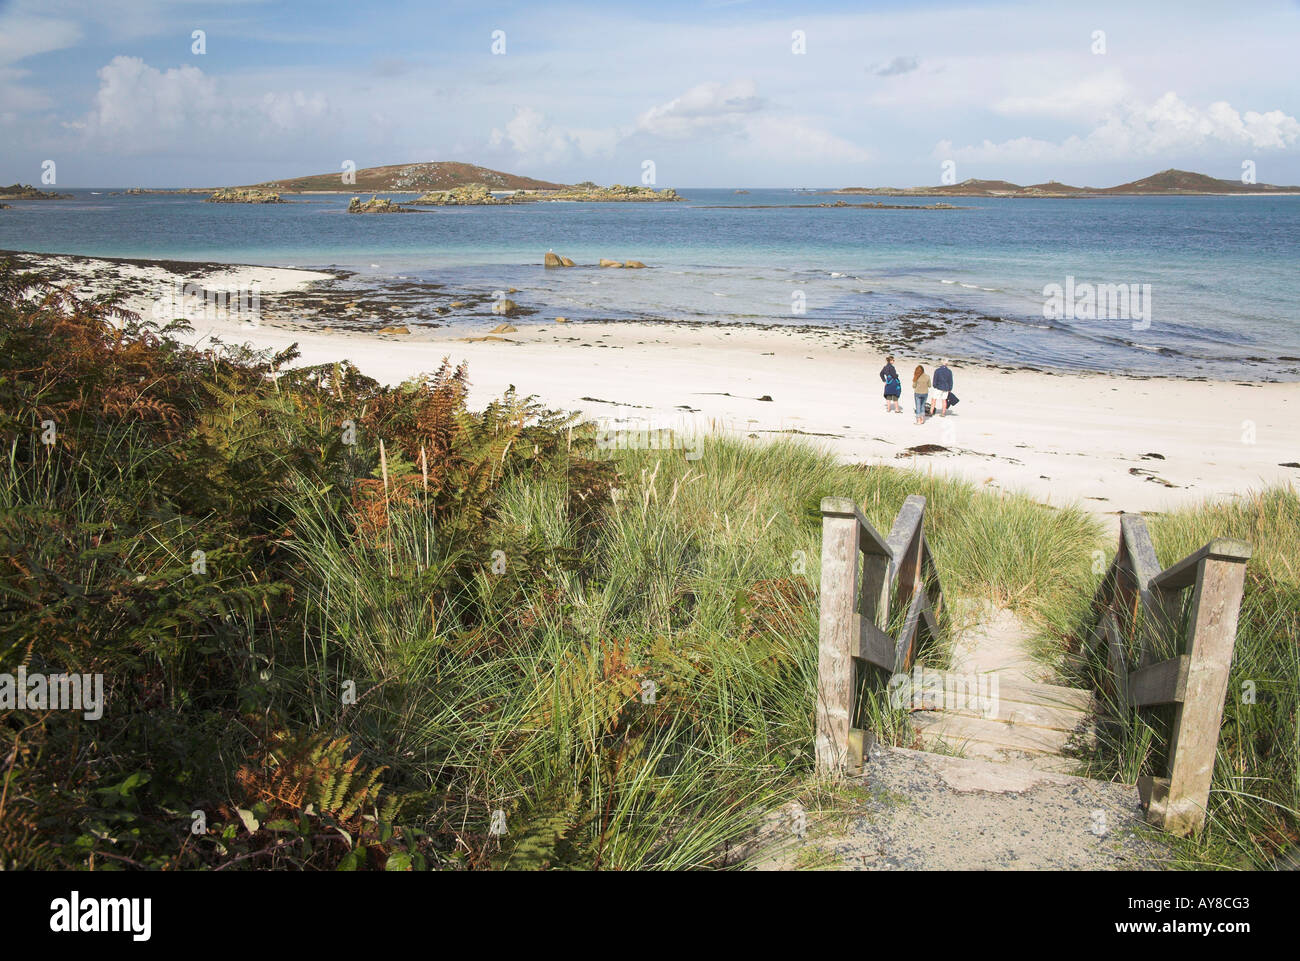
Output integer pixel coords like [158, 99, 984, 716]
[3, 188, 1298, 379]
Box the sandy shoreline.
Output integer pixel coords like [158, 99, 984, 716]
[11, 250, 1298, 527]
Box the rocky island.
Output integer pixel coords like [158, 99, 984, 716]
[0, 183, 72, 200]
[829, 168, 1300, 198]
[408, 183, 507, 205]
[409, 181, 685, 205]
[346, 195, 409, 214]
[202, 162, 688, 203]
[538, 182, 683, 202]
[205, 188, 285, 204]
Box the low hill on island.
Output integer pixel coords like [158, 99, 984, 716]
[237, 161, 565, 193]
[832, 168, 1300, 197]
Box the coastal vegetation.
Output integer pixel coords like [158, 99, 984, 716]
[0, 259, 1293, 871]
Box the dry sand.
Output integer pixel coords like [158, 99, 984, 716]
[24, 253, 1300, 527]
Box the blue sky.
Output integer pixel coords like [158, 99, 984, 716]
[2, 0, 1298, 187]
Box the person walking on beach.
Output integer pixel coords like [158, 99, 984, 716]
[880, 355, 902, 413]
[912, 365, 930, 424]
[931, 359, 953, 417]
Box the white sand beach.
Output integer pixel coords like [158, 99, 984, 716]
[27, 253, 1300, 525]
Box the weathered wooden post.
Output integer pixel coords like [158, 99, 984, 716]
[816, 498, 861, 776]
[1141, 538, 1252, 836]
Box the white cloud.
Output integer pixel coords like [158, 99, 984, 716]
[942, 92, 1300, 164]
[91, 57, 219, 139]
[633, 80, 869, 165]
[0, 14, 82, 114]
[488, 107, 618, 164]
[994, 70, 1130, 120]
[259, 90, 329, 132]
[83, 56, 332, 153]
[0, 14, 82, 67]
[635, 80, 763, 138]
[742, 115, 872, 164]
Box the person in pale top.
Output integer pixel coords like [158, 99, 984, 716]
[912, 365, 930, 425]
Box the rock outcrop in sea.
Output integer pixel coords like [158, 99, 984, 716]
[346, 195, 407, 214]
[0, 183, 72, 200]
[545, 183, 683, 202]
[412, 181, 685, 205]
[410, 183, 508, 205]
[205, 188, 285, 204]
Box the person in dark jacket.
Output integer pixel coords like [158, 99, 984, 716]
[931, 360, 954, 417]
[880, 354, 902, 413]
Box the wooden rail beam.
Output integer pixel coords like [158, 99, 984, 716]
[1120, 514, 1182, 667]
[1150, 539, 1254, 591]
[1155, 547, 1251, 836]
[815, 504, 861, 775]
[1127, 654, 1189, 707]
[816, 494, 942, 776]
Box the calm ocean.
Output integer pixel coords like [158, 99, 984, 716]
[3, 188, 1298, 379]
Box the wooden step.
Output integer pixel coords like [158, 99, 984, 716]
[911, 711, 1098, 758]
[917, 697, 1089, 733]
[920, 739, 1083, 774]
[909, 670, 1096, 712]
[996, 679, 1096, 713]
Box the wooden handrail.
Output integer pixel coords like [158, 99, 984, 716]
[820, 497, 893, 557]
[1091, 517, 1252, 836]
[1149, 538, 1253, 591]
[816, 495, 943, 776]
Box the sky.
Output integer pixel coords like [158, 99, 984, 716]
[1, 0, 1298, 188]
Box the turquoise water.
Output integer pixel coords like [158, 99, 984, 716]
[3, 189, 1298, 378]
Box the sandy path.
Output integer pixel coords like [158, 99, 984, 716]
[745, 749, 1167, 870]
